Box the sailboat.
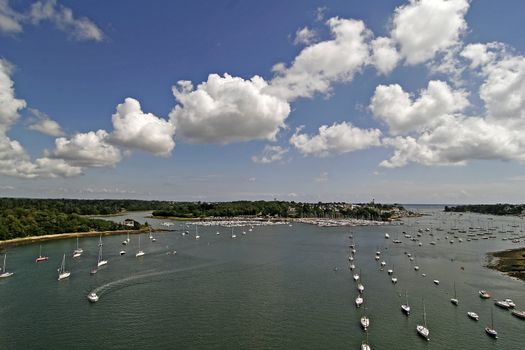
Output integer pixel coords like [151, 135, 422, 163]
[97, 245, 108, 267]
[123, 232, 130, 245]
[361, 330, 371, 350]
[57, 254, 71, 280]
[450, 281, 459, 305]
[387, 264, 394, 275]
[73, 237, 83, 258]
[360, 303, 370, 330]
[35, 245, 49, 262]
[485, 307, 498, 338]
[195, 225, 200, 240]
[401, 290, 410, 315]
[231, 226, 237, 239]
[416, 300, 430, 340]
[0, 253, 14, 278]
[136, 235, 145, 257]
[355, 295, 363, 308]
[357, 269, 364, 293]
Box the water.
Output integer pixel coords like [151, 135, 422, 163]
[1, 209, 524, 349]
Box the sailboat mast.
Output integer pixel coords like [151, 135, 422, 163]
[2, 254, 6, 273]
[423, 302, 427, 328]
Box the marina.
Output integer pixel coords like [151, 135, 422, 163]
[0, 208, 524, 349]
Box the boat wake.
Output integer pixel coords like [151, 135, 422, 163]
[90, 263, 217, 300]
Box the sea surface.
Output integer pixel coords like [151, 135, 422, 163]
[1, 207, 524, 349]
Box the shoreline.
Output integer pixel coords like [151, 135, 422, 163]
[487, 247, 525, 283]
[0, 227, 155, 249]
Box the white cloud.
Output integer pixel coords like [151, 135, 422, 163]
[51, 130, 121, 167]
[391, 0, 470, 65]
[0, 59, 26, 131]
[370, 80, 469, 135]
[0, 0, 22, 34]
[28, 0, 104, 41]
[316, 6, 328, 22]
[371, 37, 400, 75]
[267, 18, 371, 101]
[294, 26, 317, 45]
[251, 145, 288, 164]
[290, 122, 381, 157]
[27, 108, 64, 136]
[110, 97, 175, 156]
[476, 51, 525, 123]
[170, 73, 290, 144]
[381, 115, 525, 168]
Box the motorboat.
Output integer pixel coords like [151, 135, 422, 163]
[87, 292, 99, 303]
[467, 312, 479, 321]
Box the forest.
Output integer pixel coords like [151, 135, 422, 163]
[0, 198, 147, 240]
[444, 204, 525, 216]
[0, 198, 405, 240]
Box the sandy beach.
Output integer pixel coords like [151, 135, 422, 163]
[0, 227, 154, 249]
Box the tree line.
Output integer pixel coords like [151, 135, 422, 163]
[444, 204, 525, 216]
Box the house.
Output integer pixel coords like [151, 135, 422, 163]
[122, 219, 135, 227]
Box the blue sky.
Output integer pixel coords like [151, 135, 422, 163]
[1, 0, 525, 203]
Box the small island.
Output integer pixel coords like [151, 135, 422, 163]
[445, 204, 525, 216]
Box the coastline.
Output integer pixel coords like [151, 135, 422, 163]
[0, 227, 154, 249]
[487, 247, 525, 283]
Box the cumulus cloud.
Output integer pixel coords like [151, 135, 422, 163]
[378, 47, 525, 168]
[0, 0, 103, 41]
[290, 122, 381, 157]
[27, 108, 64, 136]
[391, 0, 470, 65]
[51, 130, 121, 167]
[267, 18, 371, 101]
[371, 37, 400, 75]
[110, 97, 175, 156]
[251, 145, 288, 164]
[473, 48, 525, 123]
[293, 26, 317, 45]
[170, 73, 290, 144]
[380, 116, 525, 168]
[370, 80, 469, 135]
[0, 59, 26, 131]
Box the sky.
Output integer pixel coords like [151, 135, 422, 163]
[1, 0, 525, 204]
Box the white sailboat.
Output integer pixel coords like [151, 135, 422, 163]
[57, 254, 71, 280]
[401, 290, 410, 315]
[97, 245, 108, 267]
[360, 303, 370, 330]
[361, 330, 371, 350]
[0, 253, 14, 278]
[467, 312, 479, 321]
[485, 307, 497, 338]
[416, 300, 430, 340]
[450, 281, 459, 305]
[73, 237, 83, 258]
[136, 235, 145, 257]
[231, 227, 237, 239]
[35, 245, 49, 262]
[355, 295, 363, 308]
[195, 225, 200, 240]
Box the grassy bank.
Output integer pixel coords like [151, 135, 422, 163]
[488, 247, 525, 282]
